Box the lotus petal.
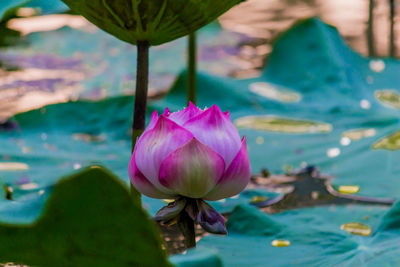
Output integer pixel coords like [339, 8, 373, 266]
[162, 107, 171, 116]
[129, 148, 173, 199]
[154, 198, 186, 222]
[196, 199, 227, 235]
[167, 102, 203, 125]
[183, 105, 241, 167]
[158, 138, 225, 198]
[141, 110, 159, 136]
[204, 137, 251, 201]
[135, 115, 193, 191]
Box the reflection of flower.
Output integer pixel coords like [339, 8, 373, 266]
[129, 103, 251, 234]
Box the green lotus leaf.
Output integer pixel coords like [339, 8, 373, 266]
[0, 166, 171, 267]
[61, 0, 245, 45]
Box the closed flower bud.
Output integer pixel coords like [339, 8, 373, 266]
[129, 103, 251, 202]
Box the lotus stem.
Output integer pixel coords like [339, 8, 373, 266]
[178, 210, 196, 249]
[131, 41, 150, 203]
[187, 32, 197, 105]
[390, 0, 395, 57]
[368, 0, 375, 57]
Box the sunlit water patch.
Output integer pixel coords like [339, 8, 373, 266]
[235, 115, 332, 133]
[369, 60, 385, 73]
[372, 130, 400, 150]
[249, 82, 302, 103]
[326, 147, 340, 158]
[375, 90, 400, 109]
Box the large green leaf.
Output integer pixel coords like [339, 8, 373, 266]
[0, 166, 171, 267]
[61, 0, 244, 45]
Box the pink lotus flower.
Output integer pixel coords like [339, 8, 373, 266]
[129, 103, 251, 234]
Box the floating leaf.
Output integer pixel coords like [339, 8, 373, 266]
[372, 130, 400, 150]
[0, 167, 171, 267]
[249, 82, 301, 103]
[235, 116, 332, 134]
[340, 222, 372, 236]
[342, 128, 376, 141]
[0, 162, 29, 171]
[375, 90, 400, 109]
[61, 0, 244, 45]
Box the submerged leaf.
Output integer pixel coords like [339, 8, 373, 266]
[61, 0, 244, 45]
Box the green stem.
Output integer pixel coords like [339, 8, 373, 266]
[368, 0, 375, 57]
[2, 184, 12, 200]
[131, 41, 150, 204]
[178, 211, 196, 249]
[187, 32, 197, 105]
[390, 0, 395, 57]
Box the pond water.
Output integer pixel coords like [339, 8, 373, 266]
[1, 1, 400, 266]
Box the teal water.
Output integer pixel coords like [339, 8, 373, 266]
[1, 17, 400, 266]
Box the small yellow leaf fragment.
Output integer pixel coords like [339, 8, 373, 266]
[162, 199, 175, 204]
[250, 196, 268, 204]
[340, 222, 372, 236]
[0, 162, 29, 171]
[271, 240, 291, 247]
[338, 185, 360, 194]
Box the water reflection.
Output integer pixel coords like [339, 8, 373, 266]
[221, 0, 398, 57]
[1, 0, 399, 120]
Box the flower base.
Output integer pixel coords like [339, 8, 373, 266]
[155, 197, 227, 250]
